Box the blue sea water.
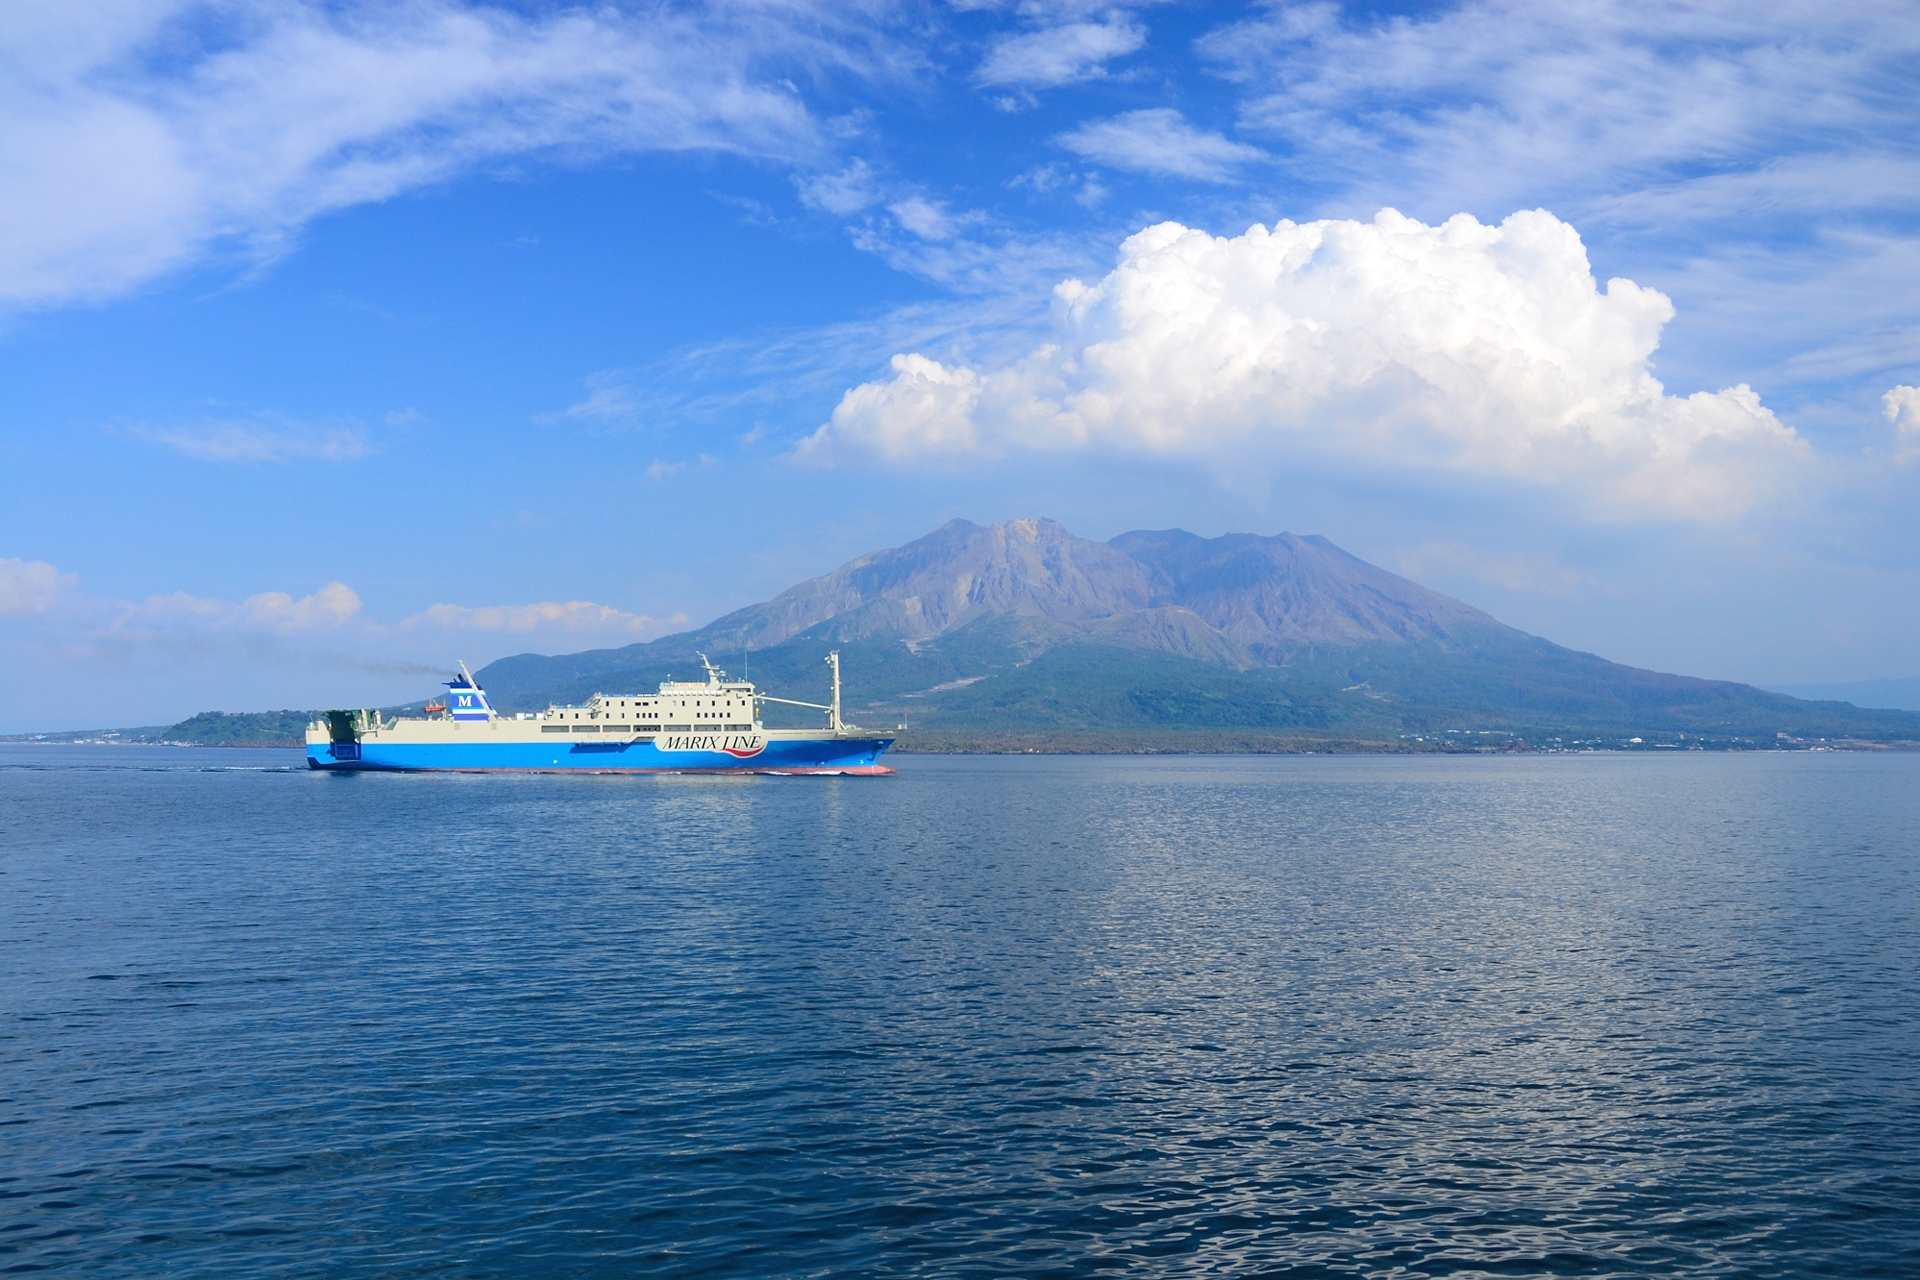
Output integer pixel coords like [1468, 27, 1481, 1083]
[3, 746, 1917, 1278]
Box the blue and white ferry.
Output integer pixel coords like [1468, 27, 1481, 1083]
[306, 652, 895, 775]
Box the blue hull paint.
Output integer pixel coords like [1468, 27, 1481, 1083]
[306, 736, 896, 774]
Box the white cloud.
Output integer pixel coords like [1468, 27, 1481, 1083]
[1202, 2, 1920, 217]
[401, 600, 680, 636]
[883, 196, 990, 244]
[799, 208, 1812, 518]
[132, 419, 371, 463]
[126, 582, 363, 633]
[889, 196, 960, 241]
[799, 159, 882, 215]
[1057, 108, 1263, 182]
[0, 0, 909, 309]
[1198, 2, 1920, 381]
[235, 583, 363, 632]
[977, 17, 1145, 88]
[647, 459, 686, 481]
[1886, 385, 1920, 462]
[8, 563, 677, 646]
[560, 372, 640, 425]
[0, 557, 76, 616]
[0, 562, 693, 725]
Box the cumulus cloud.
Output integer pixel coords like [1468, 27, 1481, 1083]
[977, 17, 1145, 88]
[799, 208, 1811, 517]
[0, 0, 908, 309]
[132, 419, 371, 463]
[0, 557, 77, 616]
[401, 600, 676, 636]
[1197, 2, 1920, 387]
[237, 583, 363, 631]
[1057, 109, 1263, 183]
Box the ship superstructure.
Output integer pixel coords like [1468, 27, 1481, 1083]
[307, 653, 894, 774]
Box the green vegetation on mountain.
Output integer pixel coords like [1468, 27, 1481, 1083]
[3, 710, 319, 747]
[158, 710, 318, 746]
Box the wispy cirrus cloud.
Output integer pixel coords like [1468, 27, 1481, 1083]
[977, 15, 1145, 89]
[0, 0, 918, 310]
[556, 371, 642, 427]
[1057, 109, 1263, 183]
[1201, 1, 1920, 213]
[798, 158, 884, 215]
[130, 417, 371, 463]
[401, 600, 683, 635]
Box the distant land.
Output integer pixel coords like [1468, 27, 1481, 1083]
[1763, 676, 1920, 712]
[475, 518, 1920, 751]
[12, 520, 1920, 752]
[3, 711, 321, 748]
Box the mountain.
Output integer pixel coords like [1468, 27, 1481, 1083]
[474, 519, 1920, 749]
[708, 518, 1156, 646]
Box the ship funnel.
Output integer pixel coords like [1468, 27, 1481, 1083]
[446, 661, 494, 721]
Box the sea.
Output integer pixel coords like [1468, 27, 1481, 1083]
[3, 745, 1916, 1277]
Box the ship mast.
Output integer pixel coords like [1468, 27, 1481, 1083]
[752, 648, 851, 734]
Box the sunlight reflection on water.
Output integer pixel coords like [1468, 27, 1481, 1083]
[3, 747, 1916, 1276]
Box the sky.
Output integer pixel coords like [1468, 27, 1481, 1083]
[3, 0, 1919, 731]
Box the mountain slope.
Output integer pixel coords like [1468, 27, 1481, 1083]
[473, 519, 1920, 746]
[709, 517, 1154, 647]
[1114, 529, 1499, 658]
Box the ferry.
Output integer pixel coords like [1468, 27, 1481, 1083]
[306, 651, 895, 775]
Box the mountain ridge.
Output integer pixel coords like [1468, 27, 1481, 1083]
[472, 518, 1920, 747]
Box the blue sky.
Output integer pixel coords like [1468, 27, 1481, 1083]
[3, 0, 1918, 730]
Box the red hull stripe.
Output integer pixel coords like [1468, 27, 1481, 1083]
[316, 764, 896, 776]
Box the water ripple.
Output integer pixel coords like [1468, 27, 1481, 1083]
[1, 746, 1916, 1276]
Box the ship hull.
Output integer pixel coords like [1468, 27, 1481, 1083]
[305, 732, 894, 775]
